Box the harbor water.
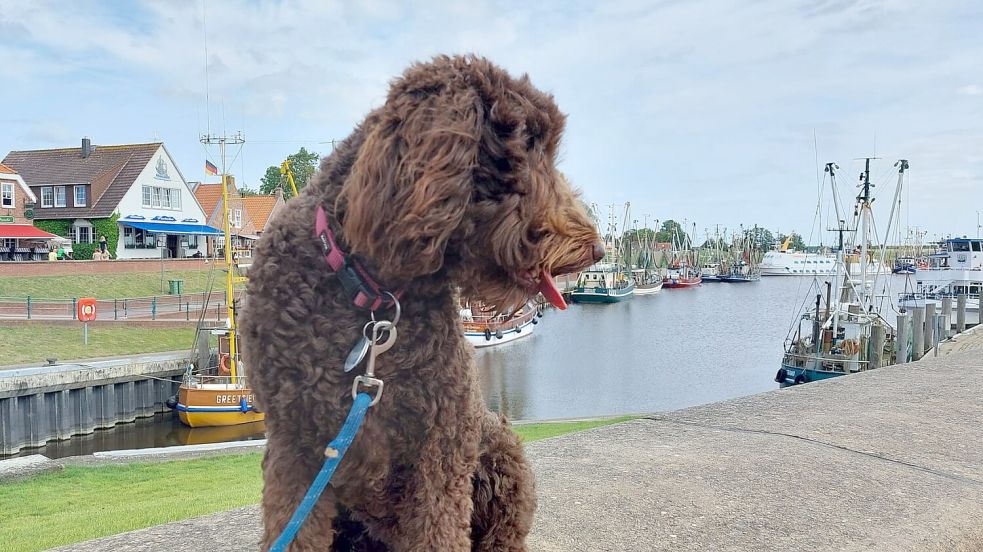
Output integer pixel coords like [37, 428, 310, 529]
[8, 276, 916, 459]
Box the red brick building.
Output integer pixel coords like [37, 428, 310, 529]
[0, 163, 58, 260]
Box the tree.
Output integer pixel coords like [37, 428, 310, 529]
[238, 186, 259, 196]
[655, 220, 689, 246]
[747, 226, 775, 251]
[260, 147, 320, 199]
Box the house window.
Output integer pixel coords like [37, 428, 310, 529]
[142, 186, 152, 207]
[74, 185, 87, 207]
[160, 187, 171, 208]
[151, 187, 162, 208]
[72, 221, 93, 244]
[41, 187, 54, 208]
[3, 238, 15, 248]
[171, 189, 181, 209]
[187, 234, 198, 248]
[54, 186, 67, 208]
[1, 182, 13, 208]
[234, 209, 242, 228]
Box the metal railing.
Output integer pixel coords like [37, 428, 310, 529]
[0, 290, 245, 321]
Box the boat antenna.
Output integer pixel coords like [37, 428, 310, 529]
[201, 0, 211, 136]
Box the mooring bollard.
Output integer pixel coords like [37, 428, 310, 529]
[933, 313, 945, 357]
[870, 324, 885, 369]
[924, 303, 936, 354]
[942, 296, 953, 338]
[956, 294, 967, 333]
[912, 306, 925, 360]
[896, 313, 910, 363]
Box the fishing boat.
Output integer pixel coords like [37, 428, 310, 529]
[631, 269, 664, 295]
[892, 255, 916, 274]
[663, 224, 702, 288]
[777, 158, 902, 386]
[461, 302, 540, 347]
[663, 261, 702, 288]
[718, 229, 761, 282]
[570, 203, 636, 303]
[174, 133, 264, 427]
[569, 264, 636, 302]
[699, 263, 720, 282]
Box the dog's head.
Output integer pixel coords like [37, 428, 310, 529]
[338, 55, 603, 311]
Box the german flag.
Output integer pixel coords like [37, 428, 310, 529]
[205, 160, 218, 175]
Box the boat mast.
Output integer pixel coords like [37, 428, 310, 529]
[200, 131, 245, 383]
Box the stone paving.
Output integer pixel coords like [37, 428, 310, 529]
[53, 348, 983, 551]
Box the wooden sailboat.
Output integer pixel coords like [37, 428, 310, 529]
[176, 133, 264, 427]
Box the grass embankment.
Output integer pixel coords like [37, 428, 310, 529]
[0, 417, 634, 552]
[0, 325, 195, 366]
[0, 269, 229, 299]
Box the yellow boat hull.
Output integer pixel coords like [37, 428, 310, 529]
[177, 384, 265, 428]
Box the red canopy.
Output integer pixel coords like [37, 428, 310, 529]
[0, 224, 59, 239]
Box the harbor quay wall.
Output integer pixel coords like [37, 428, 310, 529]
[0, 353, 186, 456]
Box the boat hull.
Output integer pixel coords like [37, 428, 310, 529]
[662, 277, 702, 288]
[718, 275, 760, 283]
[633, 282, 663, 295]
[465, 317, 536, 348]
[569, 285, 635, 303]
[777, 364, 847, 386]
[177, 384, 265, 428]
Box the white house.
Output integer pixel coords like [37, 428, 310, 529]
[3, 139, 219, 259]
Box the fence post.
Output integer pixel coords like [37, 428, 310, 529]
[186, 300, 190, 321]
[72, 297, 78, 320]
[124, 298, 128, 319]
[26, 295, 31, 320]
[113, 298, 118, 320]
[152, 297, 157, 320]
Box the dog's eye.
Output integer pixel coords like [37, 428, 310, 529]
[528, 228, 546, 242]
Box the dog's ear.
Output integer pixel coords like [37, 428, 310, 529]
[339, 82, 480, 283]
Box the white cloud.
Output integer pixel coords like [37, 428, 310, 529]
[1, 0, 982, 237]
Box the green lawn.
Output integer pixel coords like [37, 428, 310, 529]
[0, 269, 229, 299]
[0, 325, 195, 366]
[0, 417, 634, 552]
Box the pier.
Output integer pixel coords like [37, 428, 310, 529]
[46, 342, 983, 551]
[0, 352, 185, 455]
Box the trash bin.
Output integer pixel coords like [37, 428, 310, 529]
[167, 279, 184, 295]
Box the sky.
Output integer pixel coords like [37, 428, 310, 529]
[2, 0, 981, 244]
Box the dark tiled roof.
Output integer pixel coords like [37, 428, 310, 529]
[2, 143, 161, 219]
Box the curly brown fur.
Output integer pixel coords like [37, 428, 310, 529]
[241, 55, 601, 551]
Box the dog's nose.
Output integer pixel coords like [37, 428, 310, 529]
[591, 241, 605, 262]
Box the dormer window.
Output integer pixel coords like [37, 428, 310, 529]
[1, 182, 12, 208]
[74, 185, 87, 207]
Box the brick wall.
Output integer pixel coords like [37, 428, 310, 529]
[0, 257, 213, 277]
[1, 176, 32, 224]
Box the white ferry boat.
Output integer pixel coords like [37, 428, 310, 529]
[898, 237, 982, 325]
[760, 249, 838, 276]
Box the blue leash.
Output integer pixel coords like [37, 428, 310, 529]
[268, 392, 374, 552]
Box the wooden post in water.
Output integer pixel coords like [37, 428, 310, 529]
[896, 313, 910, 364]
[870, 324, 885, 369]
[912, 306, 925, 360]
[924, 303, 936, 355]
[956, 294, 967, 333]
[942, 296, 953, 338]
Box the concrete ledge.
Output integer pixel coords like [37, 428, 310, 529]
[52, 350, 983, 551]
[0, 454, 61, 481]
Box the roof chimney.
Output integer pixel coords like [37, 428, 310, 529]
[81, 137, 93, 159]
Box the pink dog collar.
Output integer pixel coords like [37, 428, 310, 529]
[314, 205, 401, 311]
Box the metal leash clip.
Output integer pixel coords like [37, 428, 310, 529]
[352, 319, 396, 406]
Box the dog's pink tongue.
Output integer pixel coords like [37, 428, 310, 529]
[538, 268, 567, 310]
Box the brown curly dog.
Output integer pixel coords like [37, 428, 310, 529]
[240, 55, 603, 551]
